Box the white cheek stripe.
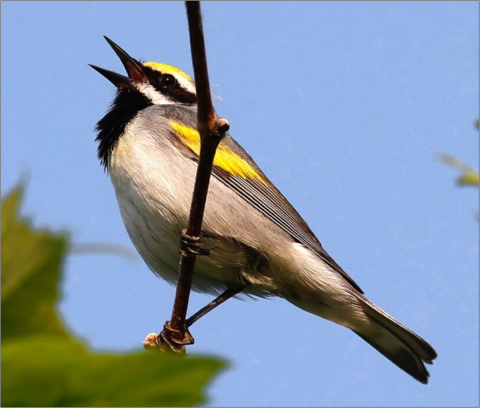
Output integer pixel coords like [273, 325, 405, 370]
[175, 75, 197, 95]
[136, 83, 174, 105]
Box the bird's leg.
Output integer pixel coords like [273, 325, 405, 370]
[186, 286, 246, 327]
[182, 230, 249, 326]
[156, 230, 244, 352]
[153, 286, 245, 353]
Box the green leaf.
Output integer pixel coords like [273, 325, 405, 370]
[1, 185, 228, 406]
[2, 336, 226, 407]
[1, 185, 70, 339]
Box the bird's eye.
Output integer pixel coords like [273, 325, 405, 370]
[160, 74, 176, 87]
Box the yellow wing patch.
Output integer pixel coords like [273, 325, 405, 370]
[170, 121, 267, 185]
[143, 62, 194, 83]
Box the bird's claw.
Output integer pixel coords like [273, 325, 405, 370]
[179, 230, 212, 257]
[155, 321, 194, 353]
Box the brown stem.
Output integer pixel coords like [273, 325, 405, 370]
[159, 1, 229, 350]
[186, 1, 215, 132]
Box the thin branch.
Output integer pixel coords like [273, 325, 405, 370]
[157, 1, 229, 351]
[186, 1, 215, 132]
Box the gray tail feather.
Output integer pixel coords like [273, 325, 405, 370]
[354, 297, 437, 384]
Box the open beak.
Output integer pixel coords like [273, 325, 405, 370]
[88, 64, 131, 88]
[89, 36, 147, 88]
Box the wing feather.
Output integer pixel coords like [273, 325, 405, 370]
[212, 164, 364, 294]
[169, 119, 364, 293]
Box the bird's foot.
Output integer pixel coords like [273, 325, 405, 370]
[153, 321, 194, 353]
[179, 230, 213, 257]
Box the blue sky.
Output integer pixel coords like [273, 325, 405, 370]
[2, 1, 479, 406]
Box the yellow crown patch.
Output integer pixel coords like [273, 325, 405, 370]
[143, 62, 194, 83]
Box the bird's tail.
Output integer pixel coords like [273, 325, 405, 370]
[353, 296, 437, 384]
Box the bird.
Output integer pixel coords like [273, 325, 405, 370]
[90, 36, 437, 383]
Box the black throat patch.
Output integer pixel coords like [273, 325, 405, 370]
[95, 88, 151, 169]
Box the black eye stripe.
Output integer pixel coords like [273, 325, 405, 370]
[141, 65, 175, 89]
[140, 64, 197, 104]
[152, 74, 179, 94]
